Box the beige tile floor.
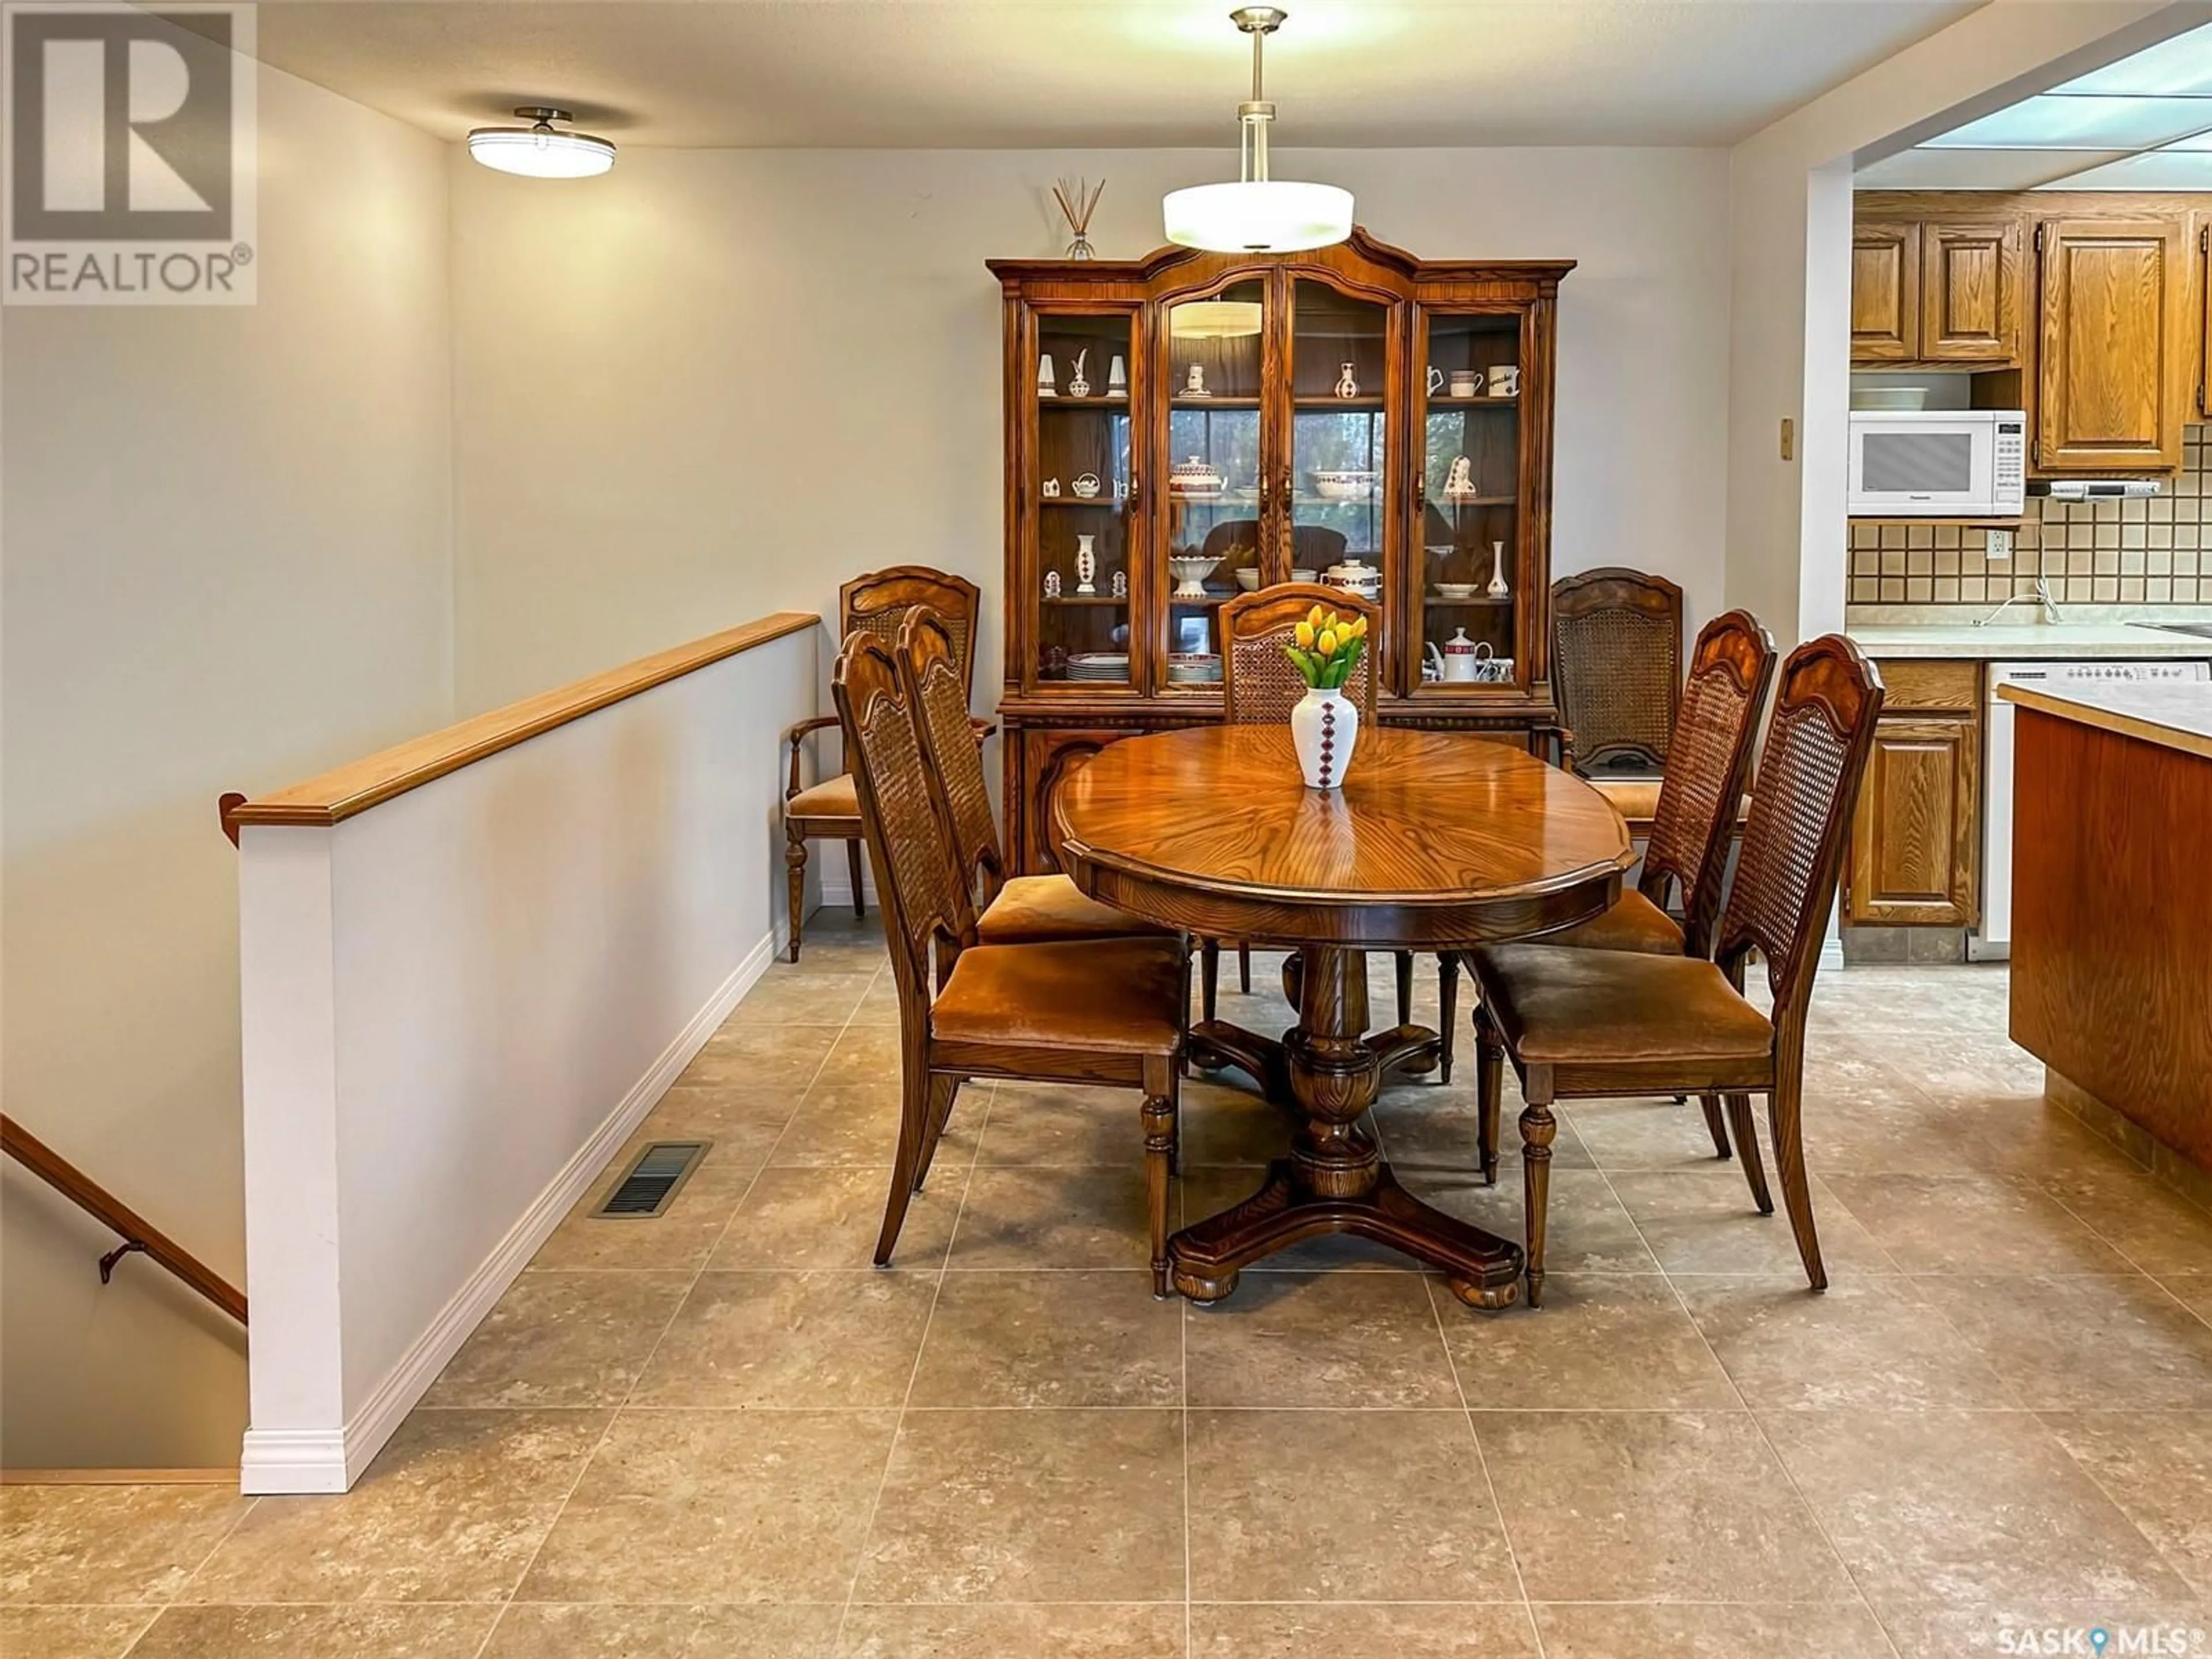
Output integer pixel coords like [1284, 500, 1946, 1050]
[9, 915, 2212, 1658]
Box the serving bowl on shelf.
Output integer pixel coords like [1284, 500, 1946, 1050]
[1434, 583, 1480, 600]
[1234, 568, 1262, 592]
[1167, 555, 1217, 597]
[1311, 469, 1379, 502]
[1290, 567, 1320, 584]
[1166, 653, 1223, 685]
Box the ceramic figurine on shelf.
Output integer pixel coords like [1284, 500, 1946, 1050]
[1069, 348, 1091, 398]
[1184, 363, 1209, 398]
[1037, 353, 1057, 398]
[1044, 569, 1062, 599]
[1112, 570, 1128, 599]
[1075, 535, 1097, 596]
[1072, 472, 1101, 499]
[1488, 540, 1512, 599]
[1108, 355, 1128, 398]
[1335, 361, 1359, 399]
[1443, 455, 1478, 502]
[1041, 476, 1060, 498]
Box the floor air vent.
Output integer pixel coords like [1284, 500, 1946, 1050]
[593, 1141, 710, 1218]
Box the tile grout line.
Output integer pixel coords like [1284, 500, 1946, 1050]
[120, 1489, 265, 1653]
[1578, 1105, 1910, 1659]
[831, 1033, 980, 1653]
[463, 944, 882, 1659]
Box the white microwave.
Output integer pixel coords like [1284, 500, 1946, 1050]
[1847, 409, 2026, 517]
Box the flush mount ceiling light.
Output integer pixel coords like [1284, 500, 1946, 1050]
[468, 106, 615, 179]
[1162, 8, 1352, 255]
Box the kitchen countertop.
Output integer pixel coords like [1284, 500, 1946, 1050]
[1847, 623, 2212, 660]
[1998, 679, 2212, 762]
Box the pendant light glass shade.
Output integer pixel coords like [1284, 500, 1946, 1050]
[1164, 179, 1354, 254]
[1164, 8, 1351, 255]
[469, 107, 615, 179]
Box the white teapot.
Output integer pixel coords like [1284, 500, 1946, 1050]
[1425, 628, 1484, 685]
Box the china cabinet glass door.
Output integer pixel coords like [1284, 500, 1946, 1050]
[1287, 279, 1391, 609]
[1034, 312, 1136, 687]
[1414, 310, 1523, 694]
[1158, 279, 1266, 693]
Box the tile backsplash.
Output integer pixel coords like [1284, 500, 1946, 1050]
[1847, 423, 2212, 613]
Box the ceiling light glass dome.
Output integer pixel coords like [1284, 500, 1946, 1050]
[468, 107, 616, 179]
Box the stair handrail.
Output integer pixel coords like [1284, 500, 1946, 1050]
[1, 1114, 247, 1324]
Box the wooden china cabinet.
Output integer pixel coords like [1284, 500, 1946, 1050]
[988, 228, 1575, 874]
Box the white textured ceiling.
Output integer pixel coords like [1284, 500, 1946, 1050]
[236, 0, 1987, 150]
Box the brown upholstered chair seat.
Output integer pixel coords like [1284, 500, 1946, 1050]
[1471, 945, 1774, 1079]
[932, 938, 1185, 1056]
[976, 873, 1173, 946]
[1536, 888, 1684, 956]
[786, 772, 859, 822]
[1590, 774, 1663, 825]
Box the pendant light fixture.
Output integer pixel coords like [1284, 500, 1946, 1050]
[1162, 8, 1352, 254]
[468, 107, 616, 179]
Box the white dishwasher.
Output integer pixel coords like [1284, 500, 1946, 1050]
[1975, 657, 2211, 959]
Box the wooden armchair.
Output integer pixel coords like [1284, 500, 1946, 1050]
[1459, 609, 1777, 1180]
[832, 629, 1185, 1290]
[785, 565, 980, 960]
[900, 605, 1174, 952]
[1208, 584, 1437, 1067]
[1551, 567, 1684, 834]
[1469, 637, 1885, 1305]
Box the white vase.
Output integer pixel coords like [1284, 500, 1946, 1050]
[1289, 687, 1360, 791]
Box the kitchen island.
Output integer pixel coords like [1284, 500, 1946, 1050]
[2001, 677, 2212, 1200]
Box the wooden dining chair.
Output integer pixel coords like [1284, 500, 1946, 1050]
[1454, 609, 1777, 1181]
[1552, 567, 1684, 835]
[1209, 583, 1434, 1048]
[785, 565, 982, 961]
[833, 628, 1187, 1292]
[899, 604, 1176, 950]
[1469, 636, 1885, 1305]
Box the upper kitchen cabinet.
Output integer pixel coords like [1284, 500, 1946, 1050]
[1920, 221, 2020, 363]
[2033, 216, 2187, 472]
[1849, 211, 2021, 367]
[1851, 222, 1919, 361]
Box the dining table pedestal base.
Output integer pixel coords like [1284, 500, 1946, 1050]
[1169, 945, 1524, 1309]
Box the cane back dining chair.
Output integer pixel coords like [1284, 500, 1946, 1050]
[1457, 609, 1778, 1181]
[900, 605, 1175, 950]
[1552, 567, 1685, 835]
[833, 628, 1187, 1292]
[1209, 584, 1437, 1059]
[785, 565, 982, 961]
[1470, 635, 1885, 1305]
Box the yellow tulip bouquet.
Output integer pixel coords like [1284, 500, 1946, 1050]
[1285, 604, 1369, 691]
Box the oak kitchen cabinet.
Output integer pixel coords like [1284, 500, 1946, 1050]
[1844, 658, 1982, 927]
[1853, 191, 2212, 474]
[1849, 213, 2021, 367]
[2035, 216, 2187, 472]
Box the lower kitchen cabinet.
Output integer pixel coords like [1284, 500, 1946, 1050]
[1844, 660, 1983, 928]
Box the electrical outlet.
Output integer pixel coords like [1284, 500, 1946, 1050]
[1987, 528, 2013, 562]
[1779, 418, 1794, 461]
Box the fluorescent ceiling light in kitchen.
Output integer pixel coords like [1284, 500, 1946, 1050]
[2036, 149, 2212, 189]
[1925, 93, 2212, 151]
[1162, 8, 1352, 255]
[2052, 23, 2212, 97]
[469, 107, 615, 178]
[1854, 147, 2133, 191]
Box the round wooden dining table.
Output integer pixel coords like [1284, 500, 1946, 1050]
[1053, 724, 1633, 1308]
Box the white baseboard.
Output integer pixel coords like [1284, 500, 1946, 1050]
[240, 929, 778, 1496]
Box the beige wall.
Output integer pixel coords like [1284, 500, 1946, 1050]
[0, 65, 454, 1467]
[448, 145, 1732, 714]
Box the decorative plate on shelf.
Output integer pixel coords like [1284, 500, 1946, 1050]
[1066, 652, 1130, 681]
